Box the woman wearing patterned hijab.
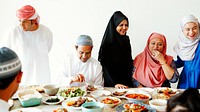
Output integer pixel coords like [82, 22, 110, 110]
[133, 32, 179, 88]
[98, 11, 133, 88]
[174, 15, 200, 89]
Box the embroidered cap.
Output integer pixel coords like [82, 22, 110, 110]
[76, 35, 93, 46]
[0, 47, 21, 79]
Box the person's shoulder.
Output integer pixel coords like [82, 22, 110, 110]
[39, 24, 52, 32]
[89, 57, 101, 65]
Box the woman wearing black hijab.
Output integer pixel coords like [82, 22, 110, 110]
[98, 11, 133, 88]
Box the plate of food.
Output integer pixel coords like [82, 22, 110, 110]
[53, 108, 68, 112]
[62, 96, 96, 111]
[124, 92, 151, 103]
[42, 96, 64, 105]
[116, 101, 156, 112]
[58, 87, 86, 98]
[110, 89, 128, 98]
[86, 85, 104, 92]
[10, 108, 42, 112]
[153, 87, 179, 99]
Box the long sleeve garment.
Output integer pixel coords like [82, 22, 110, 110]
[133, 60, 179, 88]
[176, 42, 200, 89]
[59, 53, 104, 86]
[0, 99, 10, 112]
[98, 11, 133, 87]
[0, 24, 53, 85]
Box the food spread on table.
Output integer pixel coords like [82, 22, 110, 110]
[11, 87, 180, 112]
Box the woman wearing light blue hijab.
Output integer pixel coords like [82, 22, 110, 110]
[174, 15, 200, 89]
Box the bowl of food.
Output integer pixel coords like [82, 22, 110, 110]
[42, 96, 64, 105]
[17, 89, 42, 107]
[43, 85, 59, 96]
[149, 99, 167, 112]
[124, 92, 151, 103]
[99, 96, 121, 108]
[82, 102, 104, 112]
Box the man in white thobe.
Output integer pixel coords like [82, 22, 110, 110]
[0, 5, 53, 85]
[59, 35, 104, 86]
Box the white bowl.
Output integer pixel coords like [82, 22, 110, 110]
[43, 85, 59, 96]
[82, 102, 104, 112]
[90, 89, 111, 98]
[149, 99, 167, 112]
[124, 92, 151, 103]
[99, 96, 121, 108]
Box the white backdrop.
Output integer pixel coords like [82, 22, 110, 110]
[0, 0, 199, 87]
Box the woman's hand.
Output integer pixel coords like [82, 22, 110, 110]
[115, 84, 128, 89]
[151, 50, 166, 65]
[71, 74, 85, 83]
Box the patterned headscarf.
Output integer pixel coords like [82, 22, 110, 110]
[16, 5, 39, 20]
[174, 15, 200, 61]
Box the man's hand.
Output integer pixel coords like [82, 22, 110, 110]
[71, 74, 85, 83]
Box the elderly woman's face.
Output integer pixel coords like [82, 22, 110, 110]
[116, 19, 128, 36]
[148, 37, 164, 53]
[76, 45, 92, 62]
[183, 22, 199, 40]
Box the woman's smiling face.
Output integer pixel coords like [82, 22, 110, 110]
[183, 22, 199, 40]
[116, 19, 128, 36]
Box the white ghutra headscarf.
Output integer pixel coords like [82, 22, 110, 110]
[174, 15, 200, 61]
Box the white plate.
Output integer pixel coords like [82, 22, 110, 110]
[90, 89, 112, 98]
[10, 108, 42, 112]
[42, 96, 64, 105]
[62, 97, 96, 111]
[110, 88, 129, 98]
[87, 85, 104, 92]
[137, 88, 154, 95]
[153, 87, 179, 99]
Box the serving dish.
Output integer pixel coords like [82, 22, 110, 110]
[116, 101, 156, 112]
[62, 96, 96, 111]
[110, 88, 129, 98]
[124, 92, 151, 103]
[17, 89, 42, 107]
[90, 89, 112, 98]
[10, 108, 42, 112]
[152, 87, 179, 99]
[58, 87, 86, 98]
[99, 96, 121, 108]
[42, 96, 64, 105]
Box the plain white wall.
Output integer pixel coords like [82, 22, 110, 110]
[0, 0, 199, 87]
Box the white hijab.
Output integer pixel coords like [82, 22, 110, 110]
[174, 15, 200, 61]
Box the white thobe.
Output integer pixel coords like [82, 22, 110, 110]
[59, 53, 104, 86]
[0, 24, 53, 85]
[0, 99, 10, 112]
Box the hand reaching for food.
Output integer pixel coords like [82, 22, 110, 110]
[71, 74, 85, 83]
[115, 84, 128, 89]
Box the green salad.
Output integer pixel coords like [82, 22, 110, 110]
[59, 87, 85, 98]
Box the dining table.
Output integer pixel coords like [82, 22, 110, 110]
[9, 86, 183, 112]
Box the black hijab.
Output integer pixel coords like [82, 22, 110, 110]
[98, 11, 133, 87]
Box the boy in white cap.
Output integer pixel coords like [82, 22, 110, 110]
[59, 35, 104, 86]
[0, 47, 22, 112]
